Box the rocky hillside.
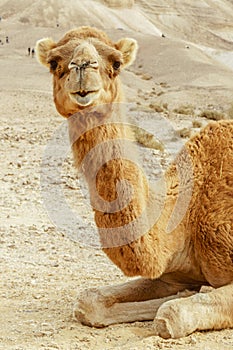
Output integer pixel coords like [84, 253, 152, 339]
[0, 0, 233, 108]
[1, 0, 233, 45]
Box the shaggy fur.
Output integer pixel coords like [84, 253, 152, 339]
[36, 26, 233, 338]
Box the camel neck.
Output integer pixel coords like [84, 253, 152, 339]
[69, 105, 176, 278]
[69, 104, 150, 233]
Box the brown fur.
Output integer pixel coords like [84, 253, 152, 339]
[36, 27, 233, 338]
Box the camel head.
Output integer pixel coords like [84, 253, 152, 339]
[36, 26, 138, 117]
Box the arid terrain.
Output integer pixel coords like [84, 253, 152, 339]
[0, 0, 233, 349]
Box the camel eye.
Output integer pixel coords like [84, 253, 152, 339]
[113, 61, 121, 70]
[49, 60, 58, 71]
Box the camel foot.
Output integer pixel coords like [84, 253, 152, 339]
[153, 298, 196, 338]
[73, 288, 110, 328]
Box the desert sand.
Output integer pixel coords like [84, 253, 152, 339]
[0, 0, 233, 349]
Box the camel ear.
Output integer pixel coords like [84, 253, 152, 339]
[115, 38, 138, 68]
[35, 38, 57, 68]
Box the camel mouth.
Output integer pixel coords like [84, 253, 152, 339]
[71, 90, 96, 97]
[70, 90, 101, 107]
[78, 91, 88, 98]
[75, 91, 91, 98]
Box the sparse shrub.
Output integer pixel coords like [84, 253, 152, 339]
[192, 120, 202, 128]
[104, 0, 134, 8]
[227, 103, 233, 119]
[131, 125, 164, 151]
[177, 127, 191, 138]
[19, 17, 30, 24]
[173, 105, 194, 116]
[199, 110, 225, 121]
[141, 74, 152, 81]
[149, 103, 164, 112]
[159, 82, 170, 88]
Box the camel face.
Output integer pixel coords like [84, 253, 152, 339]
[36, 26, 138, 117]
[66, 42, 102, 107]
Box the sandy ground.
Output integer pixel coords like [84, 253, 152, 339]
[1, 1, 233, 349]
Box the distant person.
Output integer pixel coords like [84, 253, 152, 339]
[6, 36, 9, 43]
[31, 48, 35, 58]
[56, 23, 59, 27]
[28, 47, 31, 56]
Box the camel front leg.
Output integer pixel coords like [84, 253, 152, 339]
[73, 277, 198, 327]
[154, 283, 233, 338]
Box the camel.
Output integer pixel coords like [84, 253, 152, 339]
[36, 26, 233, 338]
